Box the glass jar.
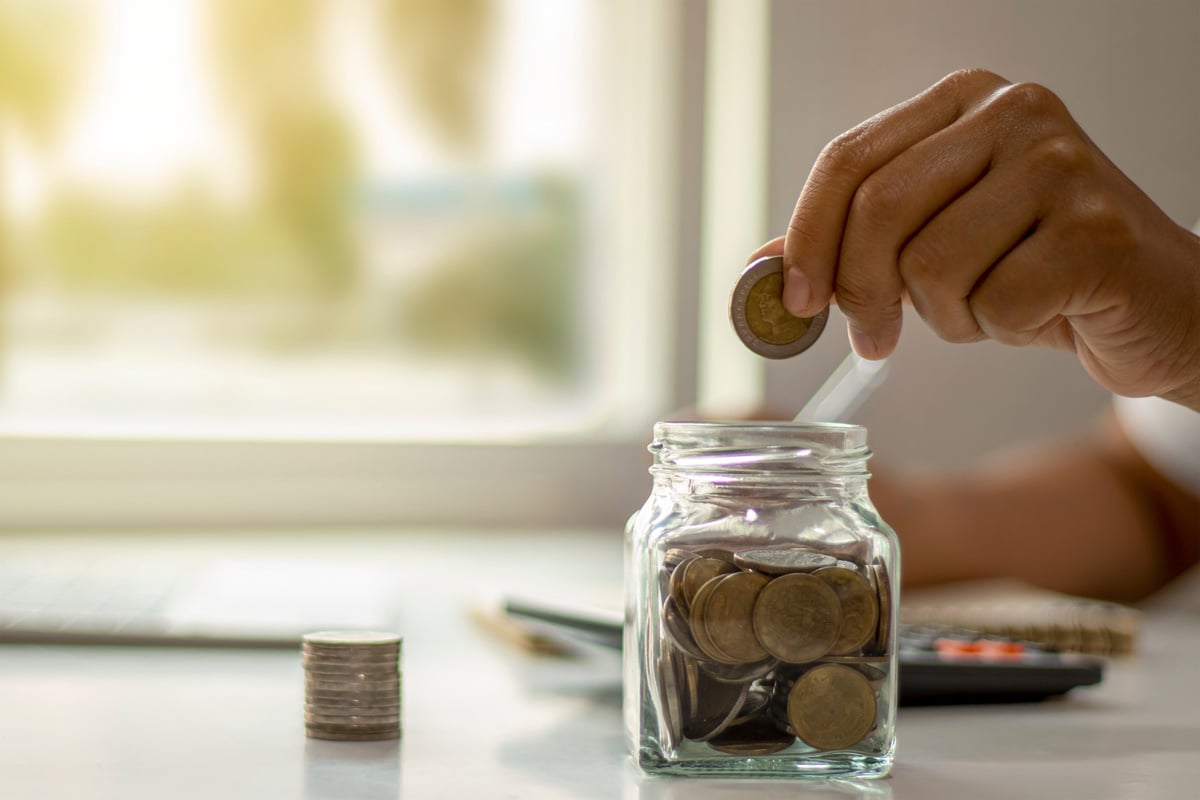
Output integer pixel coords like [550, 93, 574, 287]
[623, 422, 898, 778]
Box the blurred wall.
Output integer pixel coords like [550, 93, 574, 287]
[760, 0, 1200, 469]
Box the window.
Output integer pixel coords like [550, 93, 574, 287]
[0, 0, 692, 528]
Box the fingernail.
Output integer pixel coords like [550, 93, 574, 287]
[848, 326, 878, 360]
[783, 268, 811, 316]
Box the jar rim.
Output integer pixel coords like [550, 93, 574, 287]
[653, 420, 864, 433]
[649, 421, 870, 476]
[652, 420, 867, 447]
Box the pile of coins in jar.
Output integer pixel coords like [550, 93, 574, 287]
[654, 546, 892, 754]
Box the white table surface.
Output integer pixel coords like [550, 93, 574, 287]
[1, 527, 1198, 799]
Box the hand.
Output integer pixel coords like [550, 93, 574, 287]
[752, 68, 1200, 409]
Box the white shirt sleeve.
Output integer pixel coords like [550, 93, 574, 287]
[1112, 395, 1200, 497]
[1118, 218, 1200, 610]
[1108, 217, 1200, 496]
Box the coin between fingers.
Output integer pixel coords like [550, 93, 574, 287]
[730, 255, 829, 358]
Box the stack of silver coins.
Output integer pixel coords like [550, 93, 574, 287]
[302, 630, 402, 741]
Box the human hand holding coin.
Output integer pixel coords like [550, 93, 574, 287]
[753, 68, 1200, 410]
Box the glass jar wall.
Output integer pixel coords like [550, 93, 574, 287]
[623, 422, 899, 778]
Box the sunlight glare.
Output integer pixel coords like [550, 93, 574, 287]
[56, 0, 246, 201]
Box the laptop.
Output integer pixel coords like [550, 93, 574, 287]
[0, 554, 404, 648]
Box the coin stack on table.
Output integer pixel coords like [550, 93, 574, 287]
[302, 630, 402, 741]
[656, 546, 892, 754]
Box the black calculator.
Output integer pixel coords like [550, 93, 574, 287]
[894, 623, 1104, 704]
[501, 597, 1105, 706]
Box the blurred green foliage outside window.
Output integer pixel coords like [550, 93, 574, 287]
[0, 0, 599, 432]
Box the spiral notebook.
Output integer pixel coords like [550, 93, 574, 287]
[898, 579, 1140, 657]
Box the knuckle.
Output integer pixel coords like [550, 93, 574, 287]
[949, 325, 987, 344]
[833, 271, 872, 312]
[834, 268, 885, 313]
[844, 298, 905, 345]
[969, 293, 1033, 345]
[848, 175, 903, 227]
[818, 123, 877, 173]
[930, 312, 986, 344]
[1029, 134, 1091, 176]
[900, 245, 985, 344]
[897, 238, 945, 286]
[989, 81, 1068, 121]
[1067, 190, 1136, 248]
[938, 67, 1009, 95]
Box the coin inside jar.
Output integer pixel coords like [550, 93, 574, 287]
[869, 564, 893, 655]
[675, 557, 739, 619]
[664, 548, 699, 570]
[701, 571, 771, 663]
[729, 255, 829, 359]
[662, 596, 710, 661]
[688, 576, 742, 664]
[657, 650, 684, 747]
[693, 547, 737, 564]
[786, 663, 877, 751]
[751, 573, 842, 663]
[815, 567, 879, 656]
[681, 668, 751, 742]
[734, 548, 838, 575]
[697, 656, 777, 684]
[707, 717, 796, 756]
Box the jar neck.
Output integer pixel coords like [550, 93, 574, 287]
[648, 422, 871, 496]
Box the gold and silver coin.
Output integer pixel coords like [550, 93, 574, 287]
[729, 255, 829, 359]
[302, 630, 402, 742]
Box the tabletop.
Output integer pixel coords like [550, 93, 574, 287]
[1, 527, 1198, 799]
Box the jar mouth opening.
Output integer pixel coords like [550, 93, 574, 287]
[652, 420, 867, 446]
[649, 421, 870, 476]
[655, 421, 863, 431]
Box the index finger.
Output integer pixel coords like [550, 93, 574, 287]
[782, 69, 1011, 318]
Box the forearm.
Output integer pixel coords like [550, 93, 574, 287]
[872, 416, 1198, 602]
